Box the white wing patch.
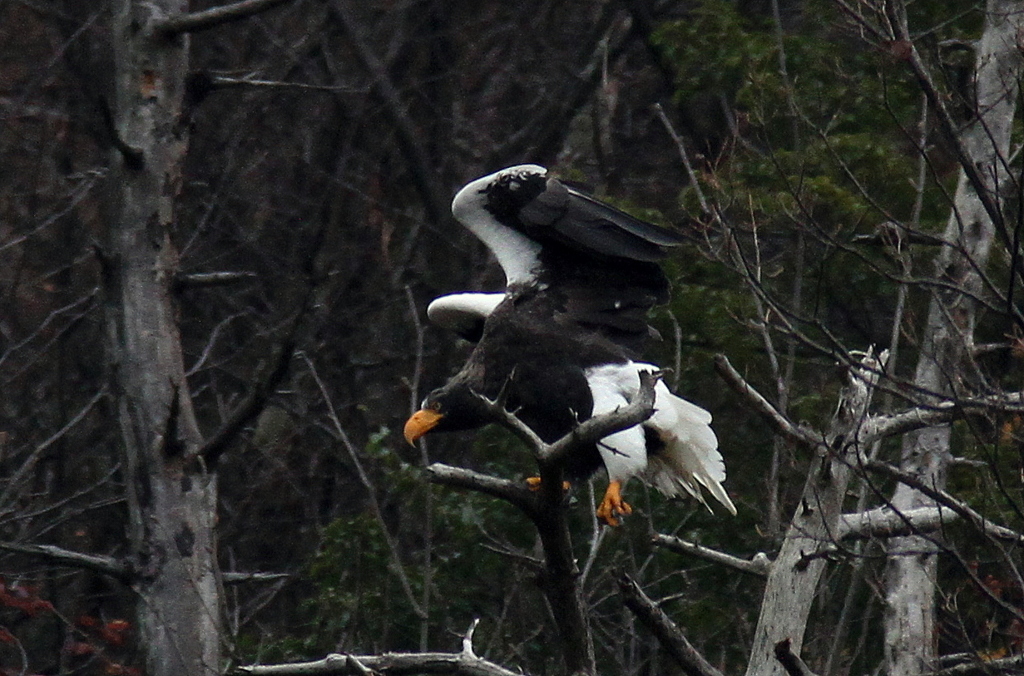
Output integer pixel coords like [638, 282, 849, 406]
[451, 166, 545, 285]
[426, 292, 505, 336]
[584, 362, 736, 516]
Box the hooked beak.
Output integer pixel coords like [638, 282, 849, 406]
[404, 408, 444, 445]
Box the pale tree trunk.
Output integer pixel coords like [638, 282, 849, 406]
[884, 2, 1023, 674]
[107, 1, 220, 674]
[744, 351, 887, 676]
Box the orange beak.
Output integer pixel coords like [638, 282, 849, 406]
[404, 408, 444, 445]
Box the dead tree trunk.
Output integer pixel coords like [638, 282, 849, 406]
[107, 2, 220, 674]
[742, 351, 886, 676]
[883, 2, 1023, 674]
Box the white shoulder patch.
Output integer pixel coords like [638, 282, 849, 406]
[426, 292, 505, 334]
[451, 167, 545, 285]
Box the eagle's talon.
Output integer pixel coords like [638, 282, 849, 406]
[526, 477, 571, 491]
[596, 480, 632, 527]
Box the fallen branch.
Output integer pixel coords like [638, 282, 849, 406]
[238, 619, 523, 676]
[236, 651, 525, 676]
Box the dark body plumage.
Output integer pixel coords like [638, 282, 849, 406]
[407, 165, 735, 524]
[435, 284, 633, 479]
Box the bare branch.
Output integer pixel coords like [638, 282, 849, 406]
[174, 271, 257, 289]
[474, 370, 659, 469]
[222, 571, 292, 585]
[0, 388, 106, 509]
[930, 653, 1024, 676]
[837, 506, 959, 541]
[327, 0, 450, 225]
[864, 461, 1024, 544]
[653, 103, 710, 215]
[774, 639, 821, 676]
[461, 619, 480, 659]
[652, 533, 771, 577]
[426, 463, 537, 516]
[153, 0, 296, 36]
[714, 354, 816, 447]
[199, 313, 301, 466]
[618, 574, 727, 676]
[235, 650, 527, 676]
[0, 542, 129, 580]
[541, 370, 658, 467]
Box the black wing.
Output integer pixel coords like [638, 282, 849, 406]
[517, 177, 684, 262]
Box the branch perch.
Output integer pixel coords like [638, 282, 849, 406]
[426, 464, 537, 516]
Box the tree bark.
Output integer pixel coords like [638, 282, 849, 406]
[744, 351, 886, 676]
[884, 3, 1023, 674]
[107, 2, 220, 674]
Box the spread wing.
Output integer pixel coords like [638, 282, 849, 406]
[518, 178, 683, 262]
[446, 165, 682, 354]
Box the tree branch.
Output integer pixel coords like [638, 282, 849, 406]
[836, 505, 959, 540]
[618, 574, 727, 676]
[222, 571, 292, 585]
[327, 0, 450, 225]
[864, 460, 1024, 544]
[541, 370, 658, 466]
[0, 542, 129, 581]
[199, 312, 301, 466]
[773, 638, 821, 676]
[153, 0, 296, 36]
[652, 533, 771, 577]
[174, 271, 257, 290]
[929, 653, 1024, 676]
[713, 354, 816, 448]
[235, 650, 527, 676]
[426, 463, 537, 516]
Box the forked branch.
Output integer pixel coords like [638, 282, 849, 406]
[619, 573, 727, 676]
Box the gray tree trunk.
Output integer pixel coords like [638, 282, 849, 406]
[107, 2, 221, 674]
[744, 351, 886, 676]
[884, 2, 1023, 674]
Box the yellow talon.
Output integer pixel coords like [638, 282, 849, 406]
[525, 477, 571, 491]
[596, 480, 632, 527]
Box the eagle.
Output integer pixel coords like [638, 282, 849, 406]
[404, 165, 735, 525]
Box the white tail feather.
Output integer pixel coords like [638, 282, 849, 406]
[585, 362, 736, 516]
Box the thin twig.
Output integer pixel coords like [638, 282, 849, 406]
[304, 354, 426, 620]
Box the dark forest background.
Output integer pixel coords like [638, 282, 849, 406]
[1, 1, 1022, 675]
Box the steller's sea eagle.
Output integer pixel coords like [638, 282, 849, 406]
[404, 165, 735, 525]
